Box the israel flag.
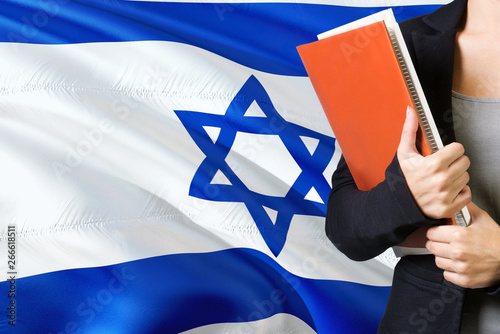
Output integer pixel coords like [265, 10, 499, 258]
[0, 1, 445, 333]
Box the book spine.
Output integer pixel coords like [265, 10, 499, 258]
[387, 28, 438, 154]
[387, 28, 469, 227]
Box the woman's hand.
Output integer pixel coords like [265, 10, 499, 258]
[397, 106, 472, 219]
[426, 202, 500, 289]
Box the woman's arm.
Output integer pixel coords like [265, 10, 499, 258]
[326, 107, 471, 261]
[325, 154, 431, 261]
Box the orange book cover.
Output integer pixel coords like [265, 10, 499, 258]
[297, 20, 431, 191]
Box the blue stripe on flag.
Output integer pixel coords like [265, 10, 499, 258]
[0, 248, 390, 333]
[0, 0, 441, 75]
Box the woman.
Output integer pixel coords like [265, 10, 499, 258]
[325, 0, 500, 332]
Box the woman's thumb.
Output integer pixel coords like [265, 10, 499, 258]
[398, 106, 420, 158]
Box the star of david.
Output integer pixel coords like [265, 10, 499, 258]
[175, 75, 336, 256]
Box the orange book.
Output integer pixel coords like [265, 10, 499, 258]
[297, 17, 430, 191]
[297, 9, 470, 255]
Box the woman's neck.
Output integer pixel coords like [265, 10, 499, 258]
[462, 0, 500, 35]
[453, 0, 500, 98]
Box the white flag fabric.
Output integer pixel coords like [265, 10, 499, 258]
[0, 1, 445, 333]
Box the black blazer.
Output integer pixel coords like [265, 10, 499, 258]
[325, 0, 498, 332]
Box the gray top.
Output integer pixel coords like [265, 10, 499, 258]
[452, 91, 500, 223]
[452, 90, 500, 333]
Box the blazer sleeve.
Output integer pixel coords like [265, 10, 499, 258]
[325, 154, 439, 261]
